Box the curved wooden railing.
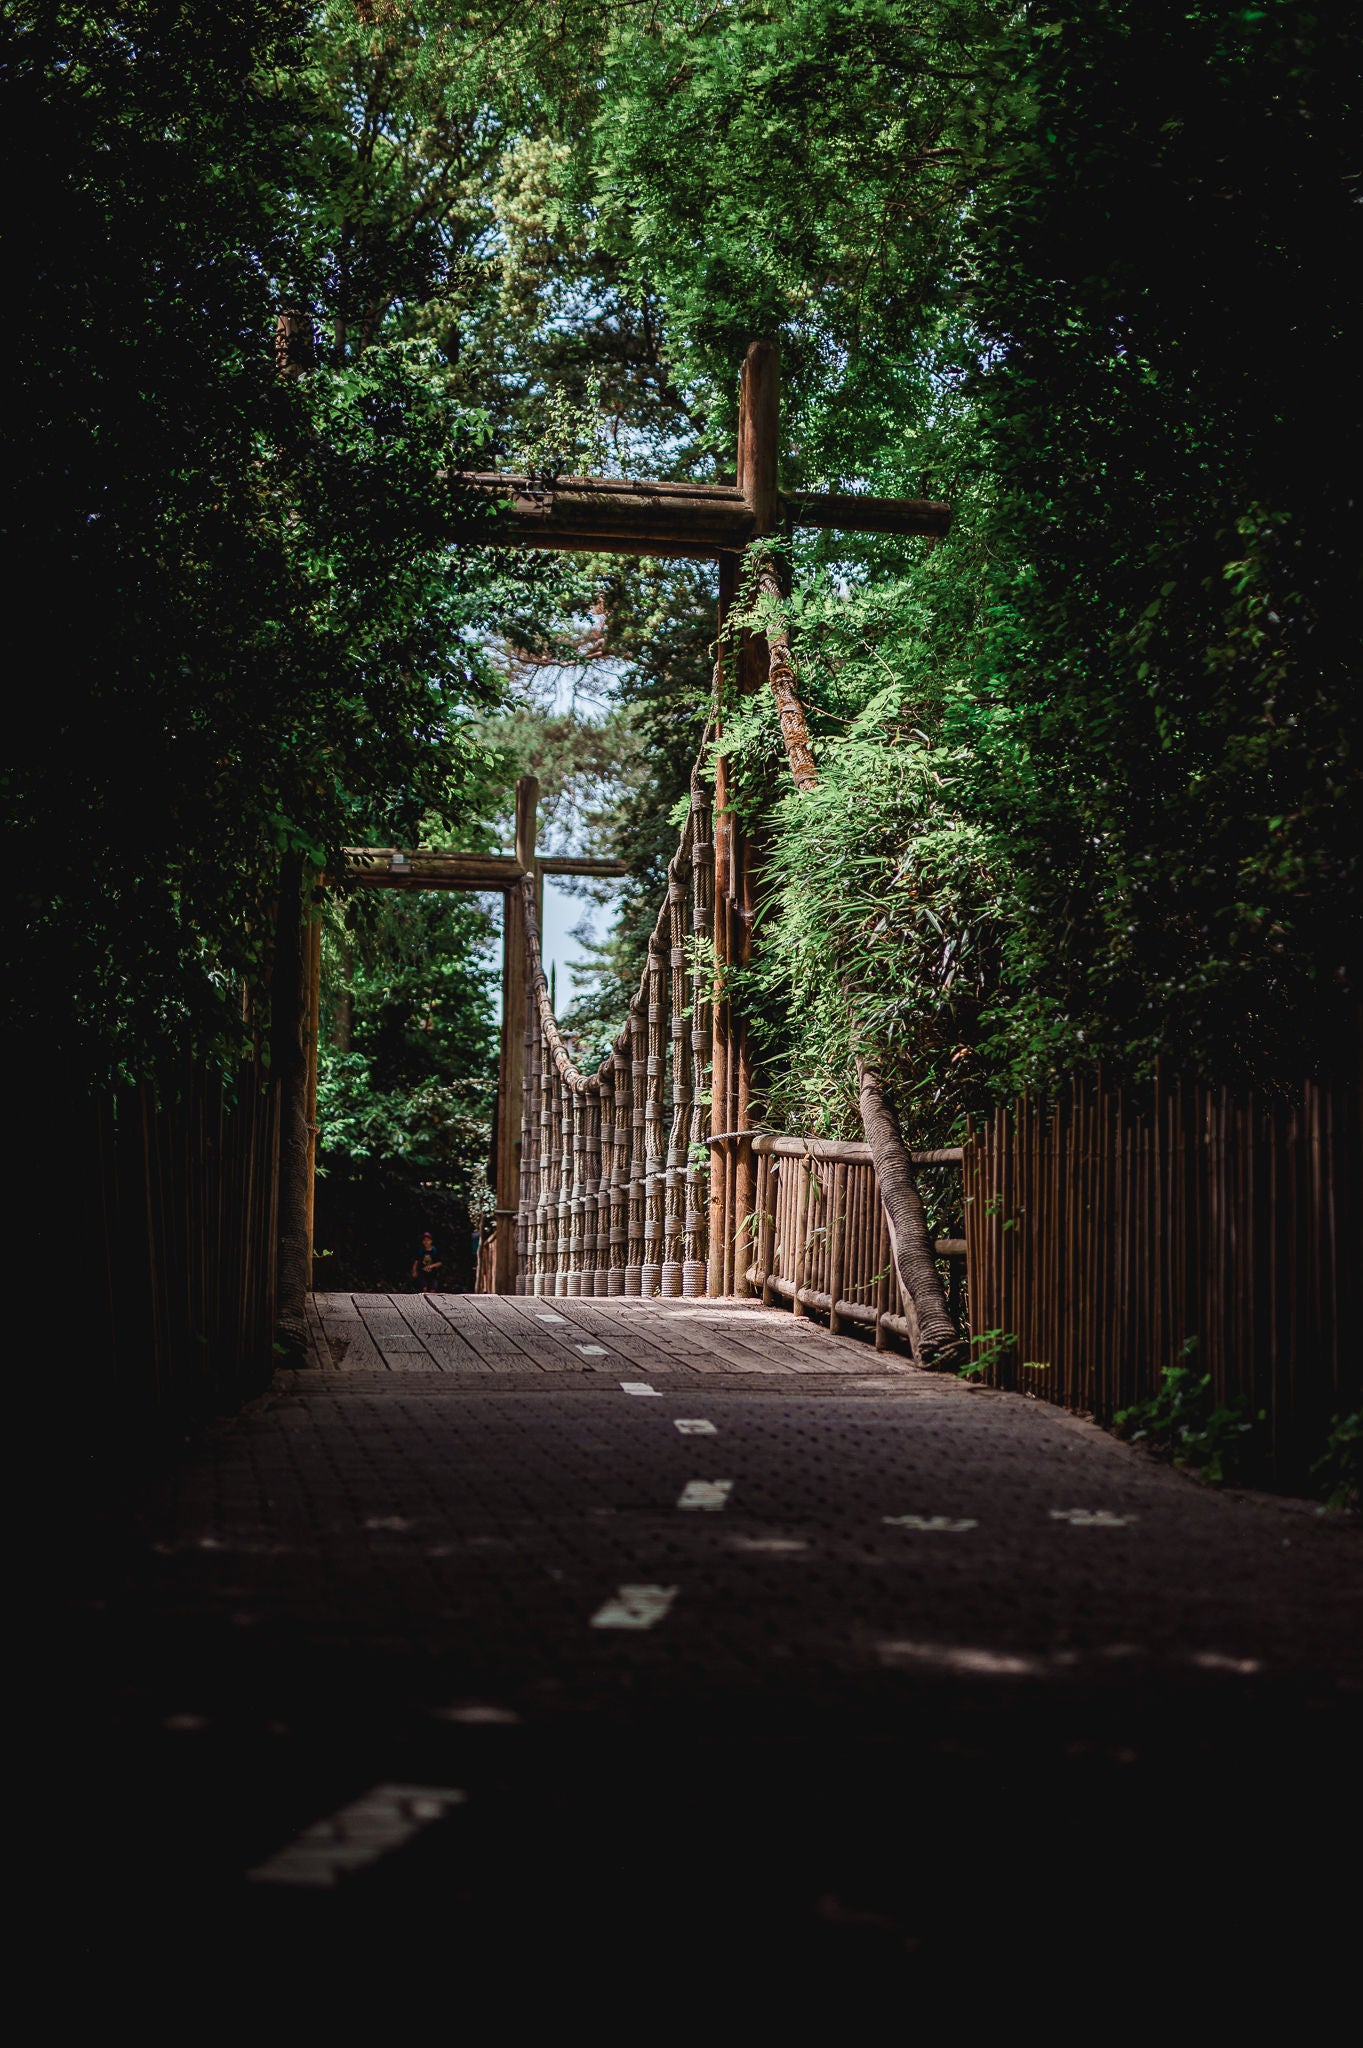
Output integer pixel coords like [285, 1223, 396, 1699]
[515, 773, 715, 1297]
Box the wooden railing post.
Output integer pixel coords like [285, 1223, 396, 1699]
[641, 935, 667, 1296]
[684, 776, 713, 1296]
[627, 1004, 647, 1293]
[272, 851, 312, 1350]
[303, 893, 322, 1282]
[710, 340, 780, 1295]
[755, 1146, 776, 1301]
[790, 1152, 812, 1318]
[662, 852, 690, 1297]
[828, 1159, 848, 1334]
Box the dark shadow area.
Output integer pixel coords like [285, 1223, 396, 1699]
[313, 1158, 479, 1295]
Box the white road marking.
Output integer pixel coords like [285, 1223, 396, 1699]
[878, 1641, 1042, 1678]
[620, 1381, 660, 1396]
[535, 1312, 567, 1322]
[576, 1343, 607, 1355]
[730, 1536, 808, 1554]
[1190, 1651, 1262, 1676]
[589, 1584, 678, 1630]
[363, 1516, 414, 1533]
[247, 1783, 466, 1887]
[882, 1514, 979, 1533]
[430, 1705, 523, 1725]
[677, 1479, 733, 1512]
[674, 1418, 718, 1435]
[1049, 1509, 1136, 1527]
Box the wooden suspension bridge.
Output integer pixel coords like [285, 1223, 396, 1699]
[79, 332, 1354, 1487]
[252, 339, 1355, 1444]
[313, 341, 964, 1358]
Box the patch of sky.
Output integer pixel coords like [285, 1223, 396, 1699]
[494, 653, 630, 1007]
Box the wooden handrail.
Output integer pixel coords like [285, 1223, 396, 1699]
[745, 1132, 963, 1167]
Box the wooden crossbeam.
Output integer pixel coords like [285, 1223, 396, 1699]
[340, 849, 628, 890]
[458, 471, 950, 559]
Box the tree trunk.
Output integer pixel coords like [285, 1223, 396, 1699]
[759, 565, 818, 792]
[856, 1056, 961, 1361]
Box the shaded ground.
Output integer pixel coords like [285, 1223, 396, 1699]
[56, 1295, 1361, 2018]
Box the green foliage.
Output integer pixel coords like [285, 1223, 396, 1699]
[10, 0, 1358, 1228]
[1115, 1364, 1264, 1488]
[959, 0, 1363, 1088]
[1311, 1412, 1361, 1516]
[314, 889, 499, 1289]
[1, 0, 537, 1088]
[526, 0, 1362, 1115]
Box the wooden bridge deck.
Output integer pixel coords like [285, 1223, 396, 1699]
[301, 1289, 903, 1385]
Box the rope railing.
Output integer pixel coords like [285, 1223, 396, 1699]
[515, 772, 715, 1297]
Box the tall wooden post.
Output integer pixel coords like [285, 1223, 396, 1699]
[303, 902, 322, 1280]
[492, 775, 538, 1291]
[710, 339, 779, 1295]
[273, 853, 312, 1348]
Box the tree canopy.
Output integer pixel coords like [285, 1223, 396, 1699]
[6, 0, 1357, 1174]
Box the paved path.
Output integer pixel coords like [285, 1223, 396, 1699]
[59, 1294, 1361, 2013]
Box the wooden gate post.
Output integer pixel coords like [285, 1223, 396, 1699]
[303, 901, 322, 1279]
[492, 776, 538, 1291]
[273, 852, 313, 1347]
[710, 339, 779, 1294]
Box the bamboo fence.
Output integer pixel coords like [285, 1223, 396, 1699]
[963, 1069, 1361, 1482]
[79, 1059, 280, 1427]
[504, 775, 715, 1298]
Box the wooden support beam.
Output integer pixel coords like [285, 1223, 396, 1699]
[738, 339, 781, 533]
[343, 850, 522, 889]
[538, 856, 629, 878]
[492, 777, 538, 1292]
[273, 853, 312, 1350]
[783, 489, 950, 539]
[304, 903, 322, 1281]
[515, 777, 538, 876]
[456, 470, 950, 557]
[462, 472, 751, 557]
[709, 345, 780, 1296]
[340, 850, 627, 890]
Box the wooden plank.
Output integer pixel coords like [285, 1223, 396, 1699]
[547, 1302, 796, 1376]
[496, 1297, 695, 1374]
[427, 1295, 540, 1372]
[614, 1301, 867, 1374]
[419, 1340, 495, 1374]
[474, 1295, 639, 1372]
[303, 1291, 333, 1370]
[322, 1314, 388, 1372]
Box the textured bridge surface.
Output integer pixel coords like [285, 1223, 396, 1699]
[58, 1295, 1362, 2013]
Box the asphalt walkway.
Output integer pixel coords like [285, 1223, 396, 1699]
[58, 1293, 1361, 2015]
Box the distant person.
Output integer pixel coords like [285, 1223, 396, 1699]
[411, 1230, 444, 1292]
